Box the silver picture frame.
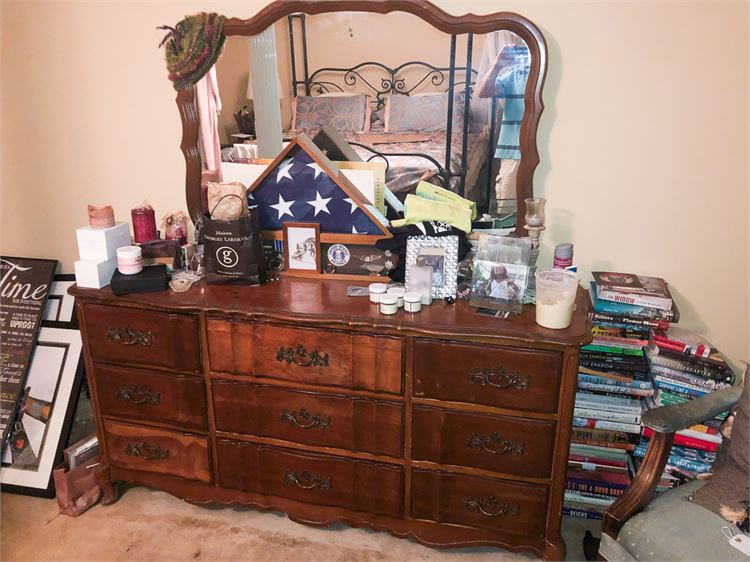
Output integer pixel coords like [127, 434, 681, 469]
[405, 235, 460, 299]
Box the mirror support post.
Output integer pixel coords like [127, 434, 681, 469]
[444, 34, 456, 181]
[459, 32, 473, 198]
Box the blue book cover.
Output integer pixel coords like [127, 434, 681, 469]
[652, 379, 708, 398]
[633, 444, 713, 473]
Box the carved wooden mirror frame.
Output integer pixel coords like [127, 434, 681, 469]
[176, 0, 547, 236]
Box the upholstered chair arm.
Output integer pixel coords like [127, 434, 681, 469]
[601, 386, 742, 542]
[643, 386, 742, 433]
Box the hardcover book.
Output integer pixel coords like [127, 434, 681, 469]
[590, 283, 679, 322]
[592, 272, 670, 296]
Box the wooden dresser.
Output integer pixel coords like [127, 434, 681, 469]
[71, 278, 590, 560]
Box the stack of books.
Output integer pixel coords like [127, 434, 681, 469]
[636, 327, 735, 482]
[564, 272, 678, 520]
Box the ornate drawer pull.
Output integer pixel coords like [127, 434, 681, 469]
[124, 441, 169, 461]
[106, 326, 153, 347]
[283, 469, 331, 490]
[466, 432, 525, 455]
[116, 386, 160, 406]
[468, 365, 529, 389]
[464, 495, 520, 518]
[280, 408, 330, 430]
[276, 344, 329, 368]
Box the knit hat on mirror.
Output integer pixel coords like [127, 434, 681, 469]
[160, 12, 226, 91]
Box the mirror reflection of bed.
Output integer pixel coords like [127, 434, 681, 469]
[212, 12, 529, 218]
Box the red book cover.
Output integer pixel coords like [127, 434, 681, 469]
[642, 428, 720, 452]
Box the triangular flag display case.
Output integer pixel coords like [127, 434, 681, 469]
[248, 134, 395, 281]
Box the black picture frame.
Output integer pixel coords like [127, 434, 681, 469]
[43, 273, 78, 329]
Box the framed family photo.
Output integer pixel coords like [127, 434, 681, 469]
[283, 222, 321, 274]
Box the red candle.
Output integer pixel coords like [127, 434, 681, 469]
[131, 203, 158, 243]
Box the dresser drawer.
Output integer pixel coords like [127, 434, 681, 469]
[94, 365, 207, 431]
[411, 469, 548, 537]
[213, 382, 403, 457]
[216, 440, 403, 517]
[82, 304, 201, 373]
[104, 420, 211, 483]
[413, 339, 562, 414]
[412, 406, 556, 478]
[207, 320, 403, 394]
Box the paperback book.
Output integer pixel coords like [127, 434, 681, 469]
[589, 283, 679, 322]
[592, 272, 674, 311]
[589, 311, 669, 330]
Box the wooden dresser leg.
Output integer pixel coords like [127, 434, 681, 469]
[543, 538, 566, 561]
[97, 466, 121, 505]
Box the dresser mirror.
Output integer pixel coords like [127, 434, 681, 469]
[176, 1, 547, 235]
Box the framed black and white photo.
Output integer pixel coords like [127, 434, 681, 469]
[0, 327, 85, 497]
[43, 273, 78, 329]
[404, 235, 459, 299]
[283, 222, 321, 273]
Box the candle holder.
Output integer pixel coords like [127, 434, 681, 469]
[523, 197, 546, 291]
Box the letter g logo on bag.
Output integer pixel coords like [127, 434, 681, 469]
[216, 246, 239, 268]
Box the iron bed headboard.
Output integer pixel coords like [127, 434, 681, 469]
[287, 13, 488, 201]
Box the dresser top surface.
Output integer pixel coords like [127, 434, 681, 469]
[71, 277, 592, 347]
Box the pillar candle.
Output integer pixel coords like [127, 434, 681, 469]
[87, 205, 115, 228]
[131, 203, 158, 243]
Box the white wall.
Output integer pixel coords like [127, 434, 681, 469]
[1, 1, 747, 366]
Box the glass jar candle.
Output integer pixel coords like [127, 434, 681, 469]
[408, 264, 433, 305]
[387, 286, 405, 308]
[379, 294, 399, 315]
[524, 197, 547, 227]
[368, 283, 387, 303]
[131, 203, 158, 243]
[163, 211, 188, 246]
[403, 292, 422, 313]
[117, 246, 143, 275]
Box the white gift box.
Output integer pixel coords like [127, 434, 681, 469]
[74, 258, 117, 289]
[76, 222, 130, 261]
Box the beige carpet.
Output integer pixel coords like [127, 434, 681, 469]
[1, 488, 596, 561]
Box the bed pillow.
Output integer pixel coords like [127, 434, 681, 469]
[291, 94, 371, 133]
[384, 92, 465, 133]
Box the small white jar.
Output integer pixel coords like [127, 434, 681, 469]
[116, 245, 143, 275]
[387, 286, 406, 308]
[379, 294, 399, 315]
[369, 283, 388, 303]
[403, 292, 422, 313]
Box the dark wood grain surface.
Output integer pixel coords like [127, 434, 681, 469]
[212, 382, 403, 457]
[411, 469, 549, 537]
[104, 420, 211, 483]
[72, 274, 588, 561]
[216, 440, 404, 517]
[207, 319, 404, 393]
[413, 339, 562, 413]
[412, 406, 556, 478]
[71, 278, 590, 348]
[94, 364, 207, 431]
[81, 303, 201, 373]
